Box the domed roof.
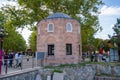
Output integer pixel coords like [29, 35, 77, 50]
[46, 12, 71, 19]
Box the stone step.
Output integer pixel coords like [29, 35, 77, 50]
[94, 76, 120, 80]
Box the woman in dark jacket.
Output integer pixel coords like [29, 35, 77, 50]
[4, 53, 8, 67]
[8, 53, 13, 67]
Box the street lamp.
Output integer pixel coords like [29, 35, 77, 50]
[0, 28, 4, 50]
[0, 27, 8, 74]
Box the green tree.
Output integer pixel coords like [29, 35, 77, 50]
[3, 22, 27, 52]
[102, 39, 110, 52]
[108, 19, 120, 61]
[0, 11, 27, 52]
[28, 31, 36, 52]
[113, 19, 120, 61]
[110, 19, 120, 49]
[1, 0, 103, 52]
[19, 0, 103, 52]
[0, 12, 5, 28]
[93, 38, 102, 50]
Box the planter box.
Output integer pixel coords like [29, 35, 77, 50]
[53, 72, 64, 80]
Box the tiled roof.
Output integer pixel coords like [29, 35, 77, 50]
[46, 12, 71, 19]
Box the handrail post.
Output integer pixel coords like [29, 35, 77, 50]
[21, 57, 23, 70]
[0, 59, 2, 75]
[5, 59, 8, 74]
[32, 57, 34, 68]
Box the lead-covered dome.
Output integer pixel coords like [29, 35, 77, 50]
[45, 12, 71, 19]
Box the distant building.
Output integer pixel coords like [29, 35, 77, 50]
[37, 12, 82, 66]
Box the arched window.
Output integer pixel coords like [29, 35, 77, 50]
[66, 23, 72, 32]
[48, 23, 54, 32]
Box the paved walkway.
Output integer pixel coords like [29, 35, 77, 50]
[1, 56, 37, 75]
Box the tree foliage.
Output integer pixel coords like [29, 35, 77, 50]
[1, 0, 103, 52]
[110, 18, 120, 50]
[28, 31, 36, 52]
[0, 12, 5, 28]
[3, 26, 27, 51]
[0, 11, 27, 52]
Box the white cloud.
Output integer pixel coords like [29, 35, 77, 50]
[17, 28, 32, 44]
[95, 24, 115, 40]
[110, 24, 114, 29]
[95, 34, 109, 40]
[100, 5, 120, 15]
[0, 0, 18, 7]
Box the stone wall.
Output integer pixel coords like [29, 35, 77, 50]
[41, 64, 120, 80]
[1, 65, 120, 80]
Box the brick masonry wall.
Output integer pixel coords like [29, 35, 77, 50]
[37, 18, 82, 66]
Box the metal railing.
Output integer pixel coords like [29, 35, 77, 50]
[0, 56, 37, 75]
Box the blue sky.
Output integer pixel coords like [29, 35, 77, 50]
[0, 0, 120, 42]
[103, 0, 120, 7]
[95, 0, 120, 39]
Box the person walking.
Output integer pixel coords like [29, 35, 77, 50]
[14, 52, 19, 68]
[98, 48, 103, 62]
[8, 52, 13, 68]
[26, 54, 30, 61]
[82, 53, 86, 61]
[0, 50, 2, 74]
[90, 52, 94, 62]
[18, 53, 22, 68]
[4, 53, 8, 67]
[94, 51, 98, 62]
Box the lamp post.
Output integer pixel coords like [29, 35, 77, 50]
[0, 27, 4, 74]
[0, 27, 8, 74]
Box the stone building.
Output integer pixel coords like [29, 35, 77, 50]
[37, 12, 82, 66]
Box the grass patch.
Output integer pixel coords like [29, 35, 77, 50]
[52, 69, 63, 73]
[44, 62, 120, 69]
[81, 62, 120, 66]
[44, 66, 56, 69]
[59, 64, 78, 67]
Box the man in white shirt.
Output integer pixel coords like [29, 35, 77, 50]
[15, 52, 19, 67]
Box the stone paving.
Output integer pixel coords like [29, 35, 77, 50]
[1, 56, 37, 75]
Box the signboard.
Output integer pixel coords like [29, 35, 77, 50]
[36, 52, 45, 60]
[110, 49, 119, 61]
